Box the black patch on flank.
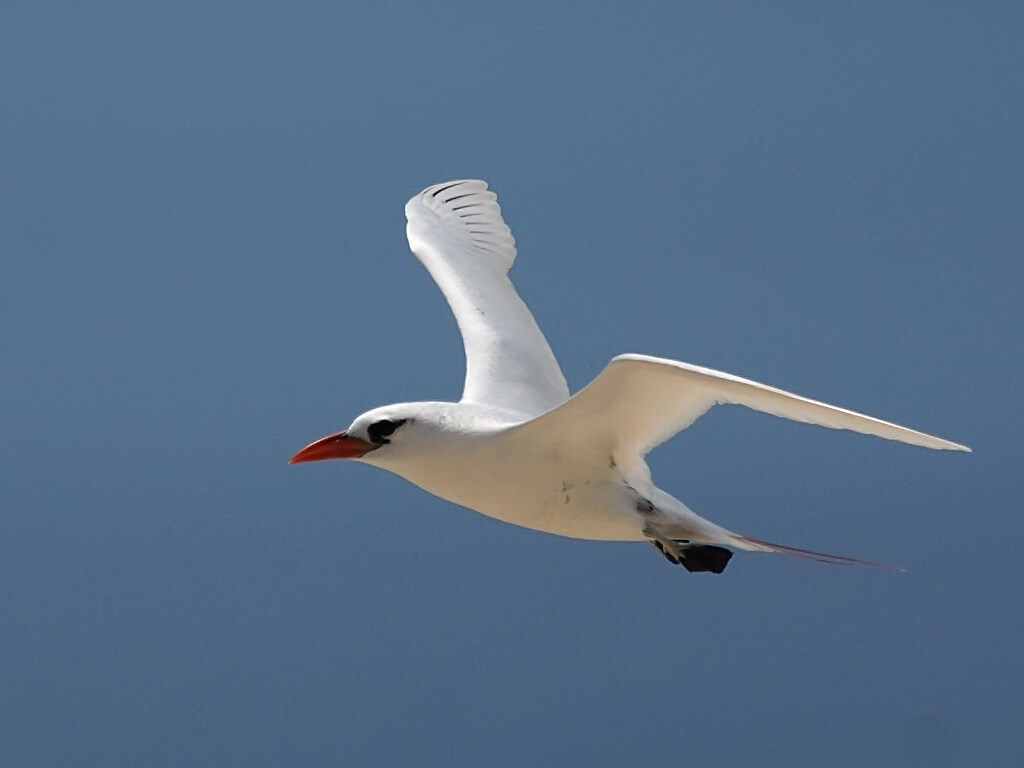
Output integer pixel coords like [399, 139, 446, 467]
[635, 497, 656, 516]
[608, 455, 617, 469]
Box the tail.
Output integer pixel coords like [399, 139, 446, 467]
[731, 534, 904, 572]
[644, 488, 904, 572]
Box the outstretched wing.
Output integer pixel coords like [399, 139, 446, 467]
[516, 353, 969, 457]
[405, 180, 569, 417]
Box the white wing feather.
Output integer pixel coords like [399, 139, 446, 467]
[518, 353, 969, 456]
[405, 180, 569, 416]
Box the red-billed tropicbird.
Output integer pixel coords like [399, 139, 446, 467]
[290, 180, 969, 574]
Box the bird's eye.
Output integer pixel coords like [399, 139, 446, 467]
[367, 418, 406, 445]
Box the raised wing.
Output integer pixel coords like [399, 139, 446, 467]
[517, 353, 970, 457]
[405, 180, 569, 417]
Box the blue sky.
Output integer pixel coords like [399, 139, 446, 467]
[2, 2, 1021, 765]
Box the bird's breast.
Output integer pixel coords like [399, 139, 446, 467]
[385, 440, 645, 541]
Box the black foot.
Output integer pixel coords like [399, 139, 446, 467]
[678, 544, 733, 573]
[651, 540, 733, 574]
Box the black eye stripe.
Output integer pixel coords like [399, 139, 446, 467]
[367, 418, 407, 445]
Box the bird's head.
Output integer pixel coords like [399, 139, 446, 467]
[288, 403, 451, 468]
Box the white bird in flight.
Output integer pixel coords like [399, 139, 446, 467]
[290, 180, 969, 574]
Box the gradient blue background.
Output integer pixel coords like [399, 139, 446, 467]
[2, 2, 1021, 765]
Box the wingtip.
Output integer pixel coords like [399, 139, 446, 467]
[406, 178, 517, 269]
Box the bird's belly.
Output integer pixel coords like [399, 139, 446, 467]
[396, 454, 646, 542]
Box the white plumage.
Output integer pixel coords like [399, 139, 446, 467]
[406, 180, 568, 416]
[291, 179, 969, 574]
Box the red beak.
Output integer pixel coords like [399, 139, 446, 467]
[288, 431, 376, 464]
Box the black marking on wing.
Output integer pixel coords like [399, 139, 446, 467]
[431, 182, 462, 198]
